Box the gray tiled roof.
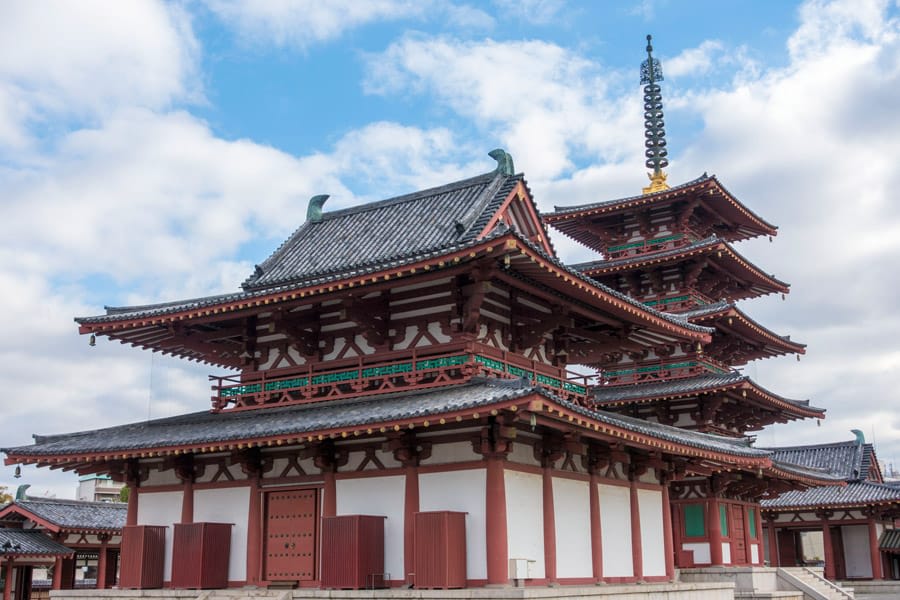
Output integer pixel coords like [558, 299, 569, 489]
[761, 480, 900, 509]
[592, 372, 821, 414]
[0, 529, 73, 557]
[550, 174, 711, 214]
[242, 171, 520, 291]
[879, 529, 900, 550]
[763, 440, 874, 482]
[6, 498, 125, 531]
[4, 377, 771, 461]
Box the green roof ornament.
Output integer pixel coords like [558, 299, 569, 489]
[851, 429, 865, 444]
[488, 148, 515, 176]
[306, 194, 330, 224]
[15, 484, 30, 501]
[641, 34, 670, 194]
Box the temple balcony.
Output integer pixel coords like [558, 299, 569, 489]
[210, 341, 593, 412]
[601, 356, 731, 386]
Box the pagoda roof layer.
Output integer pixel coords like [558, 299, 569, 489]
[0, 529, 74, 558]
[572, 236, 790, 298]
[679, 300, 806, 359]
[544, 174, 777, 246]
[0, 497, 126, 533]
[243, 170, 527, 291]
[763, 439, 877, 482]
[592, 372, 824, 420]
[760, 480, 900, 510]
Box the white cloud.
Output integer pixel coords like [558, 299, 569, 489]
[202, 0, 426, 48]
[664, 40, 724, 78]
[491, 0, 567, 25]
[0, 1, 199, 151]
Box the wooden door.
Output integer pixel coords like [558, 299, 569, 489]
[730, 505, 748, 564]
[778, 529, 799, 566]
[264, 489, 318, 582]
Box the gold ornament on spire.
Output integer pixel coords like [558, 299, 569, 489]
[641, 35, 670, 194]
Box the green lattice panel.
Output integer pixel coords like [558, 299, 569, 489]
[415, 355, 468, 370]
[475, 355, 505, 371]
[643, 295, 690, 307]
[265, 377, 308, 391]
[563, 381, 587, 394]
[506, 365, 530, 378]
[362, 362, 412, 377]
[311, 369, 359, 385]
[536, 374, 561, 388]
[220, 383, 262, 398]
[748, 508, 757, 539]
[719, 505, 729, 536]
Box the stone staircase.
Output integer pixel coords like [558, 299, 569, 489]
[776, 567, 855, 600]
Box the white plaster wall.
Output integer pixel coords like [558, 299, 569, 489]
[145, 465, 179, 487]
[335, 476, 405, 582]
[683, 542, 711, 564]
[506, 442, 540, 467]
[554, 477, 592, 578]
[419, 469, 487, 580]
[428, 442, 476, 465]
[841, 525, 873, 578]
[193, 487, 250, 582]
[504, 471, 544, 579]
[722, 543, 731, 565]
[598, 484, 632, 577]
[637, 489, 665, 577]
[750, 543, 759, 564]
[136, 490, 182, 582]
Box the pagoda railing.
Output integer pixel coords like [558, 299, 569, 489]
[210, 342, 592, 412]
[641, 292, 710, 312]
[601, 357, 731, 386]
[605, 232, 691, 260]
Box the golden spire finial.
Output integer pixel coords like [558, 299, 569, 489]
[641, 34, 670, 194]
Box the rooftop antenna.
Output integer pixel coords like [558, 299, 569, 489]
[641, 34, 670, 194]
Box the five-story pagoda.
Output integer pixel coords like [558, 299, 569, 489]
[544, 35, 826, 568]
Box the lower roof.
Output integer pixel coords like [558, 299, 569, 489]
[0, 497, 125, 532]
[0, 529, 73, 558]
[761, 480, 900, 511]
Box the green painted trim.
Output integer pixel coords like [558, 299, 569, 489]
[684, 504, 705, 537]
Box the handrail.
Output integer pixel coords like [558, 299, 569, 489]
[210, 341, 590, 412]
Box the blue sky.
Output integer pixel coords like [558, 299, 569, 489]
[1, 0, 899, 498]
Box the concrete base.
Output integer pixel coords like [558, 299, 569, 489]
[50, 582, 736, 600]
[679, 567, 780, 594]
[839, 580, 900, 599]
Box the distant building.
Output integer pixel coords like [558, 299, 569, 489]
[76, 475, 124, 503]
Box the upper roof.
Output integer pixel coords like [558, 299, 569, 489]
[571, 235, 790, 298]
[763, 439, 878, 482]
[0, 497, 126, 532]
[0, 529, 73, 558]
[543, 174, 778, 248]
[243, 169, 529, 291]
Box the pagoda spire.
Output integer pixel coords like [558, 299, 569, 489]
[641, 34, 670, 194]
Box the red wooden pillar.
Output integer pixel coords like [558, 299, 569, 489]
[661, 484, 675, 579]
[96, 535, 110, 589]
[51, 557, 63, 590]
[868, 519, 884, 579]
[742, 505, 754, 566]
[246, 473, 262, 586]
[485, 455, 508, 586]
[403, 464, 419, 586]
[542, 465, 557, 584]
[766, 519, 780, 566]
[708, 498, 723, 566]
[822, 517, 835, 580]
[126, 484, 138, 526]
[3, 559, 13, 600]
[629, 479, 643, 580]
[589, 471, 602, 582]
[180, 478, 194, 524]
[323, 470, 336, 517]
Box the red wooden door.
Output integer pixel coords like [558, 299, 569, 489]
[778, 529, 798, 566]
[730, 505, 748, 564]
[264, 489, 318, 582]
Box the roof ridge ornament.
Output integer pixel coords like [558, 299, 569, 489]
[488, 148, 515, 176]
[306, 194, 330, 224]
[641, 34, 670, 194]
